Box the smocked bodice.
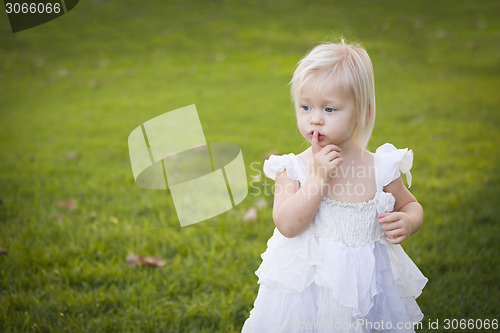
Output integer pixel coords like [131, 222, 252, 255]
[310, 193, 386, 246]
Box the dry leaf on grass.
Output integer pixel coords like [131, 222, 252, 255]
[127, 253, 165, 268]
[89, 80, 100, 88]
[66, 151, 81, 160]
[255, 198, 267, 209]
[0, 248, 8, 255]
[57, 199, 77, 210]
[244, 207, 257, 222]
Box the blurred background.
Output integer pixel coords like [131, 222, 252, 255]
[1, 0, 499, 331]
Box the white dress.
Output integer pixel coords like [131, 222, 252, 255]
[242, 143, 428, 333]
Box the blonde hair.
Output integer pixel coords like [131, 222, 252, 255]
[290, 40, 376, 149]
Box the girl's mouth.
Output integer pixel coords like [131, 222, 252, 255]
[309, 131, 325, 141]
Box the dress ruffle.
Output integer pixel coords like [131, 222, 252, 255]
[263, 153, 307, 184]
[374, 143, 414, 214]
[383, 241, 428, 298]
[256, 228, 321, 293]
[251, 229, 427, 332]
[377, 191, 396, 215]
[375, 143, 413, 188]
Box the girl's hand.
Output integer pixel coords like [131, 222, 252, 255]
[380, 177, 424, 244]
[310, 131, 343, 187]
[378, 212, 415, 244]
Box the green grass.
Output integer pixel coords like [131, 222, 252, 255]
[1, 0, 499, 332]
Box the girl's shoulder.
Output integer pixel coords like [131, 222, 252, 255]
[373, 143, 414, 189]
[296, 147, 313, 167]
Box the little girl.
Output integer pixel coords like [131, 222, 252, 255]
[242, 40, 427, 333]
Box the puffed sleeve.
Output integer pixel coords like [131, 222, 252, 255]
[375, 143, 413, 188]
[263, 154, 307, 185]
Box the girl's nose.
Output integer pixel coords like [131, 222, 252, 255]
[310, 112, 324, 125]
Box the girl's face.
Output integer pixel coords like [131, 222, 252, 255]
[296, 75, 357, 149]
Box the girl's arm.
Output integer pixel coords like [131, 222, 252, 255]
[272, 171, 325, 238]
[272, 131, 343, 238]
[378, 176, 424, 244]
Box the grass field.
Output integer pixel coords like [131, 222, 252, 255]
[1, 0, 499, 332]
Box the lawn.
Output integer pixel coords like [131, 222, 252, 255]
[1, 0, 499, 332]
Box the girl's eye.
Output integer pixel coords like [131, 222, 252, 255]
[302, 105, 311, 111]
[325, 107, 336, 113]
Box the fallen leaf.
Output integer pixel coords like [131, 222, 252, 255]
[467, 41, 478, 50]
[94, 58, 109, 68]
[256, 198, 267, 209]
[126, 68, 138, 76]
[57, 68, 69, 77]
[35, 57, 45, 68]
[438, 242, 445, 252]
[244, 207, 257, 222]
[57, 199, 77, 210]
[127, 253, 165, 268]
[89, 80, 100, 88]
[0, 248, 8, 255]
[126, 253, 136, 266]
[66, 151, 81, 160]
[210, 53, 225, 62]
[431, 135, 442, 141]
